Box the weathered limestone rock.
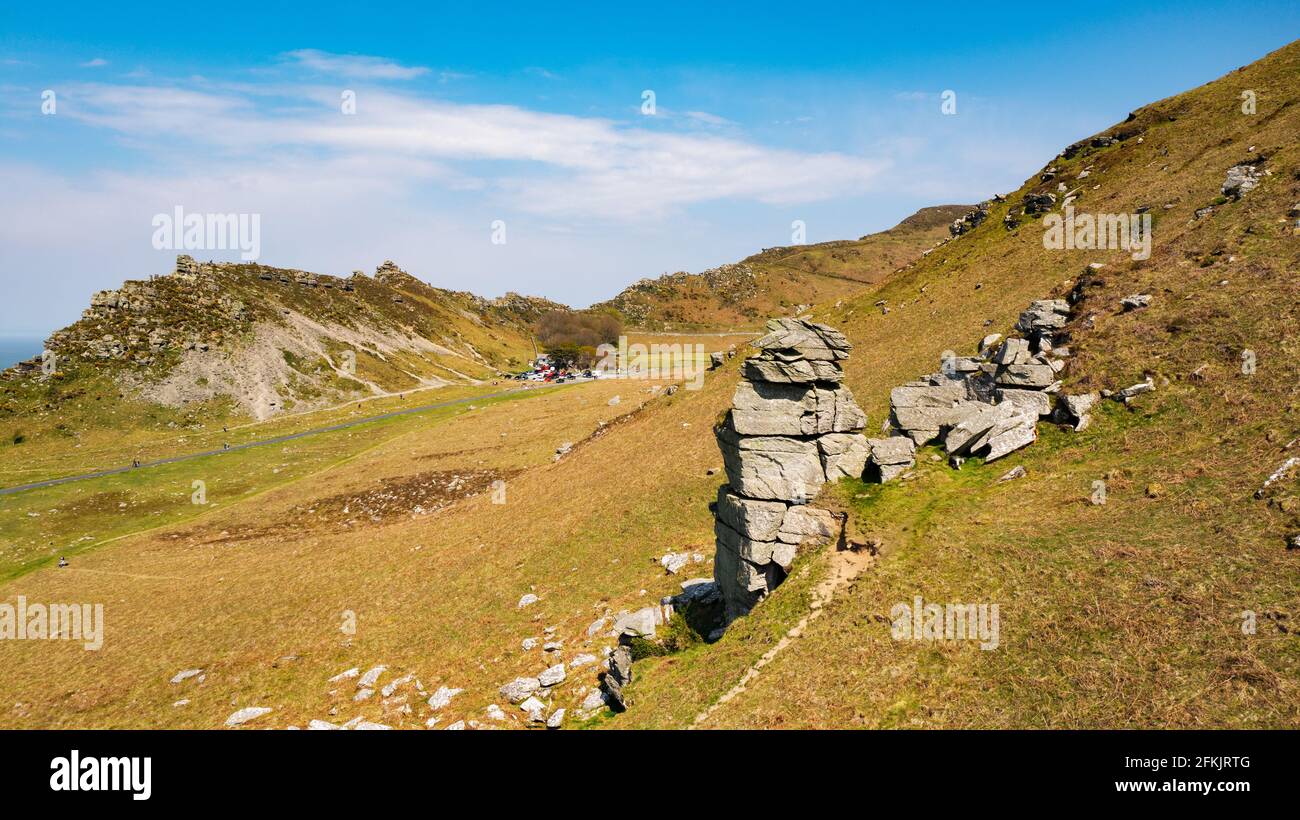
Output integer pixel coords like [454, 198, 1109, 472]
[980, 407, 1038, 461]
[730, 380, 815, 436]
[1222, 164, 1260, 199]
[716, 488, 787, 542]
[943, 403, 1012, 455]
[994, 363, 1057, 389]
[751, 318, 852, 361]
[866, 436, 917, 482]
[889, 379, 975, 445]
[712, 318, 859, 621]
[715, 518, 781, 567]
[740, 357, 842, 384]
[818, 432, 871, 481]
[716, 421, 826, 502]
[996, 388, 1053, 417]
[991, 338, 1032, 365]
[1053, 392, 1099, 430]
[499, 677, 541, 704]
[611, 605, 671, 638]
[225, 706, 272, 727]
[1017, 299, 1070, 336]
[776, 506, 840, 547]
[1121, 293, 1151, 312]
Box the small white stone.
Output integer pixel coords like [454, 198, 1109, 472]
[224, 706, 272, 727]
[170, 668, 203, 685]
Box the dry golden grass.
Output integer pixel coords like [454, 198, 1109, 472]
[4, 42, 1300, 730]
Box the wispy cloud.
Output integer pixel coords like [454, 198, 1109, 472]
[79, 57, 109, 68]
[282, 49, 429, 80]
[52, 81, 887, 220]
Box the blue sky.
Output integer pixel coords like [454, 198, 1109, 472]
[2, 1, 1298, 336]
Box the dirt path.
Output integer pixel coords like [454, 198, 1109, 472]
[691, 545, 874, 728]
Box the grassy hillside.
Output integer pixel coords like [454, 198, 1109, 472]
[597, 205, 971, 331]
[616, 39, 1300, 728]
[0, 258, 549, 446]
[2, 39, 1298, 731]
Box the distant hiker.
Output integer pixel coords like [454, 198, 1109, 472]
[58, 557, 69, 568]
[222, 442, 229, 450]
[132, 458, 140, 468]
[223, 426, 228, 433]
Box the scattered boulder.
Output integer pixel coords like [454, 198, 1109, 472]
[498, 677, 541, 704]
[170, 668, 203, 685]
[427, 686, 463, 710]
[1121, 294, 1152, 312]
[1054, 392, 1099, 431]
[1023, 192, 1057, 214]
[611, 605, 670, 638]
[517, 593, 539, 609]
[579, 687, 610, 717]
[997, 465, 1027, 483]
[1222, 164, 1261, 199]
[1114, 378, 1156, 403]
[225, 707, 272, 727]
[538, 663, 566, 688]
[866, 437, 917, 482]
[328, 667, 359, 684]
[659, 551, 690, 574]
[357, 665, 387, 689]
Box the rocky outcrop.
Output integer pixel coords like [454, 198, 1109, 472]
[1222, 164, 1261, 199]
[883, 298, 1081, 468]
[712, 319, 858, 620]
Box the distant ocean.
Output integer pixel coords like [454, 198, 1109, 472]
[0, 336, 45, 370]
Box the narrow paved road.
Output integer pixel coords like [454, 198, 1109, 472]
[0, 387, 526, 497]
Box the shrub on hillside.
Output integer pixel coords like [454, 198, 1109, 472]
[536, 309, 622, 350]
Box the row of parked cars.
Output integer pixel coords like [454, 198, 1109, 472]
[511, 368, 597, 383]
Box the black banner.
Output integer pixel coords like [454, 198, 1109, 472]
[0, 729, 1282, 807]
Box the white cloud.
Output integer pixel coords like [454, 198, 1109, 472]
[282, 49, 429, 80]
[51, 81, 888, 221]
[79, 58, 109, 68]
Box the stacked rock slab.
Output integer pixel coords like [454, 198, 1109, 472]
[713, 319, 862, 620]
[882, 299, 1078, 470]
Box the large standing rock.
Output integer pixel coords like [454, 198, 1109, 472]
[775, 506, 840, 547]
[716, 421, 826, 502]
